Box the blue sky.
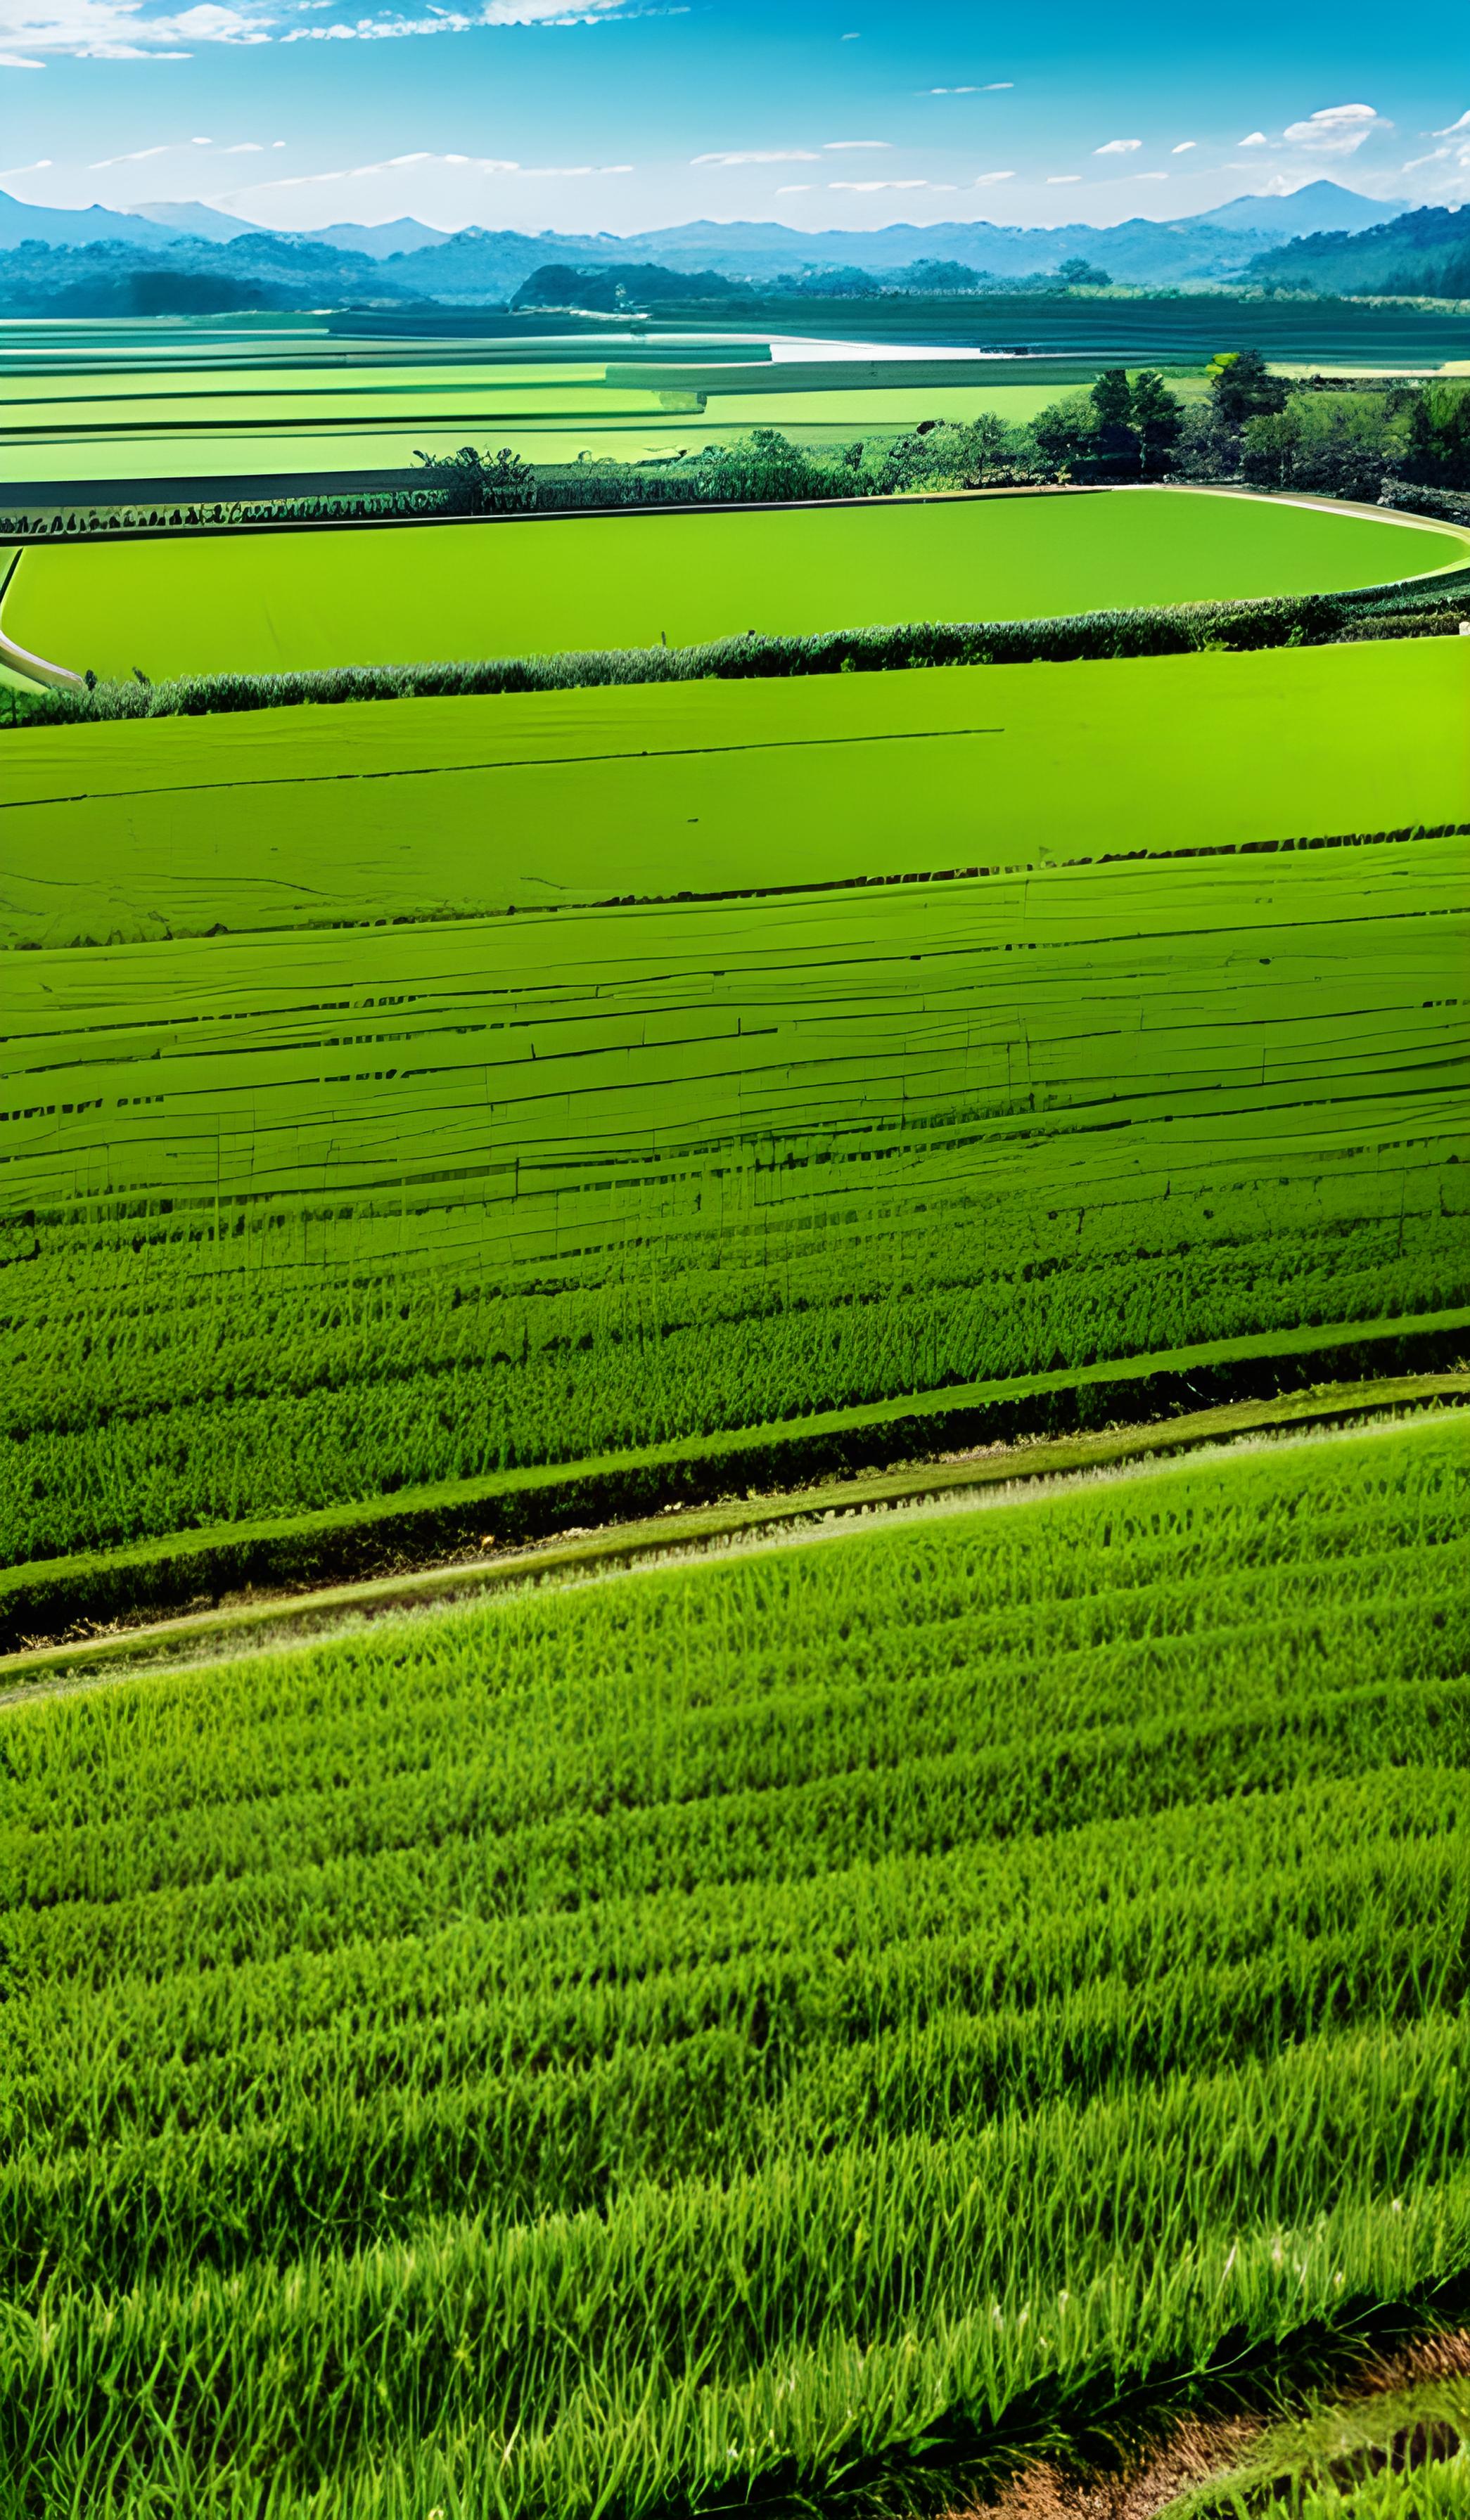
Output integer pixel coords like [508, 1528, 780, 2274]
[3, 0, 1467, 234]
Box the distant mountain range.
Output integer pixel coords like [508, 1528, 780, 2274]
[0, 180, 1443, 316]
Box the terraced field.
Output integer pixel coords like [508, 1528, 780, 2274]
[4, 486, 1462, 683]
[6, 1413, 1469, 2518]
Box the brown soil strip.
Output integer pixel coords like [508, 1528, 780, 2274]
[972, 2332, 1470, 2519]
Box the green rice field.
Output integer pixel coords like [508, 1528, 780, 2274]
[4, 487, 1462, 682]
[5, 1411, 1468, 2518]
[5, 311, 1470, 2519]
[4, 643, 1462, 947]
[4, 657, 1464, 1564]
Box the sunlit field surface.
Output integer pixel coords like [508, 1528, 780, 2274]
[4, 656, 1464, 1562]
[5, 1413, 1469, 2519]
[4, 487, 1460, 681]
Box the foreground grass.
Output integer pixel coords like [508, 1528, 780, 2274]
[4, 1411, 1468, 2518]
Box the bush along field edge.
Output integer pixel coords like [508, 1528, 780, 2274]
[4, 1307, 1466, 1659]
[6, 574, 1470, 730]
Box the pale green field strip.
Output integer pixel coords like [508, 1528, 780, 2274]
[6, 823, 1465, 1218]
[4, 1376, 1464, 1690]
[5, 1415, 1468, 2520]
[6, 489, 1460, 682]
[3, 645, 1464, 949]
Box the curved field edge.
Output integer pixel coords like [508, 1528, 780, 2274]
[3, 1307, 1466, 1654]
[4, 1374, 1466, 1694]
[6, 575, 1470, 726]
[6, 487, 1464, 688]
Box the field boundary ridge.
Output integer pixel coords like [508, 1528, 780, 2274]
[4, 1307, 1465, 1661]
[3, 1370, 1465, 1691]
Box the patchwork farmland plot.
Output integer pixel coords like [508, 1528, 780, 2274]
[4, 1415, 1469, 2518]
[4, 311, 1470, 2520]
[4, 487, 1462, 682]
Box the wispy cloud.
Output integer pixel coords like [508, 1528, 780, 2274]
[1430, 109, 1470, 136]
[829, 176, 926, 191]
[1046, 173, 1080, 184]
[0, 41, 46, 53]
[238, 148, 629, 189]
[1403, 148, 1450, 170]
[1, 0, 637, 56]
[926, 81, 1011, 93]
[1135, 170, 1168, 179]
[972, 169, 1014, 184]
[0, 155, 51, 171]
[822, 139, 889, 149]
[1094, 136, 1142, 154]
[774, 183, 811, 193]
[1171, 141, 1196, 153]
[1237, 131, 1269, 147]
[690, 148, 818, 166]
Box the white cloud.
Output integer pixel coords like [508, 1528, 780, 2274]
[822, 139, 888, 149]
[1238, 131, 1269, 147]
[972, 169, 1014, 184]
[220, 139, 262, 150]
[0, 0, 634, 53]
[91, 142, 171, 162]
[0, 46, 45, 56]
[774, 183, 811, 193]
[1045, 173, 1080, 184]
[0, 155, 50, 169]
[927, 82, 1010, 93]
[1171, 141, 1196, 153]
[690, 148, 818, 166]
[1094, 136, 1142, 155]
[829, 176, 926, 191]
[1403, 148, 1451, 169]
[1431, 110, 1470, 135]
[1281, 101, 1386, 154]
[1136, 170, 1168, 179]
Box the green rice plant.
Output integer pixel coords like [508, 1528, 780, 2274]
[2, 1415, 1468, 2518]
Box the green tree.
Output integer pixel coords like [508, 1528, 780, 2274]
[411, 444, 535, 515]
[1030, 391, 1097, 472]
[1402, 381, 1470, 489]
[1208, 349, 1289, 429]
[1130, 371, 1184, 474]
[692, 428, 824, 504]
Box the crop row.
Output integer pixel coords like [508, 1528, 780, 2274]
[3, 835, 1464, 1564]
[3, 1416, 1467, 2516]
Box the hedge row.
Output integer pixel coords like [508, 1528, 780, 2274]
[11, 580, 1469, 731]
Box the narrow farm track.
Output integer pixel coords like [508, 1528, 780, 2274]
[4, 1378, 1465, 1695]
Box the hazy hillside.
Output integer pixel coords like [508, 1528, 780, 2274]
[1247, 204, 1470, 298]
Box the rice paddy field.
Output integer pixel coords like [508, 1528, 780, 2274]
[4, 311, 1470, 2520]
[4, 487, 1463, 681]
[5, 1413, 1470, 2518]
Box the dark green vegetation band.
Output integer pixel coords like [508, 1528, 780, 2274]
[11, 577, 1470, 729]
[4, 1310, 1464, 1652]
